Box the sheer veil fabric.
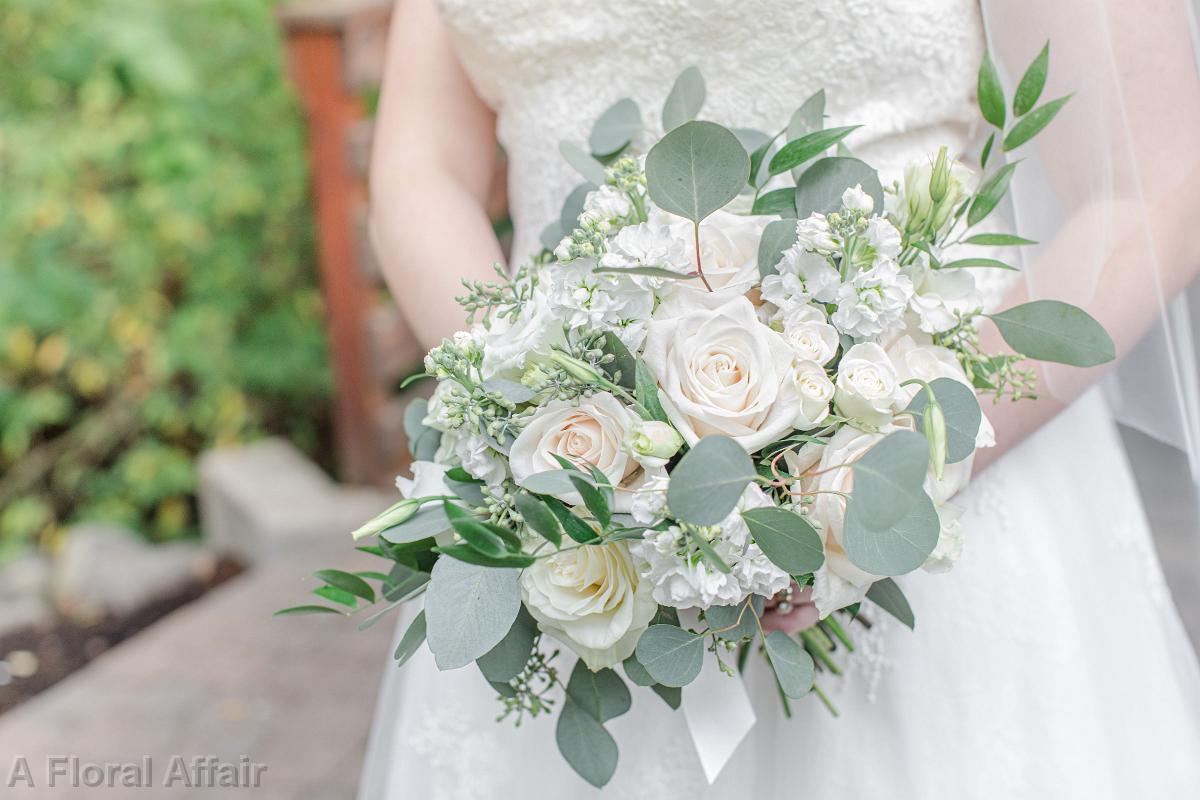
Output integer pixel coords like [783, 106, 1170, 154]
[359, 1, 1200, 797]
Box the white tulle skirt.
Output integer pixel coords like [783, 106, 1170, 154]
[359, 389, 1200, 799]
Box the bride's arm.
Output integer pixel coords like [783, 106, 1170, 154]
[369, 0, 504, 350]
[975, 0, 1200, 470]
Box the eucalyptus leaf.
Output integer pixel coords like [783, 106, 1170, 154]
[651, 684, 683, 709]
[848, 430, 930, 530]
[646, 120, 749, 223]
[513, 491, 563, 547]
[977, 50, 1006, 129]
[751, 188, 797, 217]
[905, 377, 982, 464]
[477, 606, 538, 683]
[732, 128, 771, 158]
[787, 90, 826, 140]
[742, 507, 825, 574]
[404, 398, 441, 461]
[768, 125, 859, 175]
[443, 469, 487, 507]
[634, 624, 705, 687]
[704, 595, 763, 641]
[565, 660, 632, 722]
[520, 468, 597, 496]
[988, 300, 1114, 367]
[560, 182, 596, 233]
[556, 699, 618, 788]
[967, 161, 1018, 226]
[394, 609, 427, 666]
[589, 97, 641, 156]
[540, 220, 565, 252]
[843, 488, 940, 576]
[425, 558, 521, 670]
[559, 140, 609, 185]
[482, 377, 536, 404]
[765, 631, 816, 698]
[622, 652, 657, 687]
[380, 505, 451, 545]
[866, 578, 915, 630]
[794, 157, 883, 218]
[666, 435, 756, 526]
[1003, 95, 1071, 151]
[1013, 42, 1049, 117]
[758, 218, 799, 278]
[662, 65, 706, 131]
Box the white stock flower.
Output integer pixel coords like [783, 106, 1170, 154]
[600, 218, 691, 282]
[453, 434, 508, 486]
[629, 472, 669, 525]
[794, 214, 838, 253]
[509, 393, 640, 505]
[831, 258, 913, 339]
[629, 487, 790, 610]
[642, 296, 803, 452]
[906, 262, 979, 334]
[841, 184, 874, 214]
[579, 185, 633, 227]
[835, 342, 903, 428]
[779, 304, 839, 365]
[791, 360, 834, 429]
[480, 290, 563, 378]
[863, 216, 902, 261]
[760, 247, 842, 327]
[522, 540, 657, 670]
[545, 261, 654, 350]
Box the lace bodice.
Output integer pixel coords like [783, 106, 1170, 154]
[436, 0, 987, 263]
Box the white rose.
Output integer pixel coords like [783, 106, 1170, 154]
[680, 210, 766, 294]
[835, 342, 903, 428]
[803, 426, 886, 615]
[643, 296, 803, 451]
[791, 360, 834, 429]
[522, 540, 657, 670]
[509, 393, 640, 505]
[886, 333, 994, 449]
[779, 304, 839, 365]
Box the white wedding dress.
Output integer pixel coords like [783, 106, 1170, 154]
[359, 1, 1200, 797]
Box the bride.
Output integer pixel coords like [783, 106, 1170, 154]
[359, 0, 1200, 796]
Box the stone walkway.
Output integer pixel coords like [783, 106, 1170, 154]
[0, 533, 394, 798]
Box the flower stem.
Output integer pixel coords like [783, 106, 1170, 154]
[812, 682, 840, 717]
[693, 221, 713, 292]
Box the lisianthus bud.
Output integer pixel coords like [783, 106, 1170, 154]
[924, 399, 948, 480]
[351, 498, 421, 541]
[627, 420, 684, 462]
[929, 146, 950, 204]
[549, 351, 607, 385]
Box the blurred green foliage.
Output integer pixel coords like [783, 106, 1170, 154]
[0, 0, 331, 560]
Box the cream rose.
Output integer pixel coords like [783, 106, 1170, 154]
[834, 342, 903, 428]
[509, 393, 640, 505]
[642, 296, 803, 451]
[521, 540, 657, 670]
[791, 360, 834, 429]
[780, 304, 839, 365]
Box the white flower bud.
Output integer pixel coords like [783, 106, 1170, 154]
[351, 498, 420, 541]
[627, 420, 684, 462]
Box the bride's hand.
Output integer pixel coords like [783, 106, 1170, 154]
[760, 583, 820, 635]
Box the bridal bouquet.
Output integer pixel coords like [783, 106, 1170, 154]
[283, 49, 1112, 786]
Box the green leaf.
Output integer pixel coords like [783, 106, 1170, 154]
[1013, 42, 1050, 117]
[848, 430, 930, 530]
[651, 684, 683, 709]
[688, 529, 731, 574]
[313, 585, 359, 608]
[589, 97, 642, 156]
[540, 220, 565, 251]
[394, 610, 427, 666]
[432, 544, 535, 569]
[559, 182, 596, 233]
[666, 435, 756, 526]
[520, 468, 596, 496]
[482, 377, 536, 405]
[571, 475, 612, 530]
[1003, 95, 1072, 151]
[635, 359, 669, 423]
[565, 660, 632, 722]
[748, 129, 784, 188]
[843, 489, 940, 576]
[866, 578, 915, 630]
[787, 90, 826, 140]
[906, 377, 982, 464]
[622, 652, 657, 686]
[314, 569, 375, 604]
[937, 257, 1017, 271]
[477, 606, 538, 682]
[662, 65, 706, 131]
[380, 505, 451, 545]
[962, 233, 1037, 247]
[988, 300, 1114, 367]
[742, 507, 825, 574]
[545, 497, 602, 544]
[794, 157, 884, 218]
[443, 468, 487, 506]
[444, 502, 507, 557]
[404, 398, 442, 461]
[274, 605, 342, 617]
[600, 331, 637, 390]
[977, 50, 1006, 129]
[967, 161, 1018, 226]
[424, 558, 521, 670]
[514, 491, 562, 547]
[559, 141, 608, 185]
[768, 125, 860, 175]
[556, 699, 618, 788]
[646, 121, 750, 223]
[764, 631, 816, 698]
[634, 624, 705, 687]
[980, 131, 996, 169]
[751, 188, 797, 216]
[704, 595, 762, 641]
[758, 218, 798, 279]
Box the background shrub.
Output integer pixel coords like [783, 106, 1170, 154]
[0, 0, 331, 560]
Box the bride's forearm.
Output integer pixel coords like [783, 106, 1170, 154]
[975, 161, 1200, 472]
